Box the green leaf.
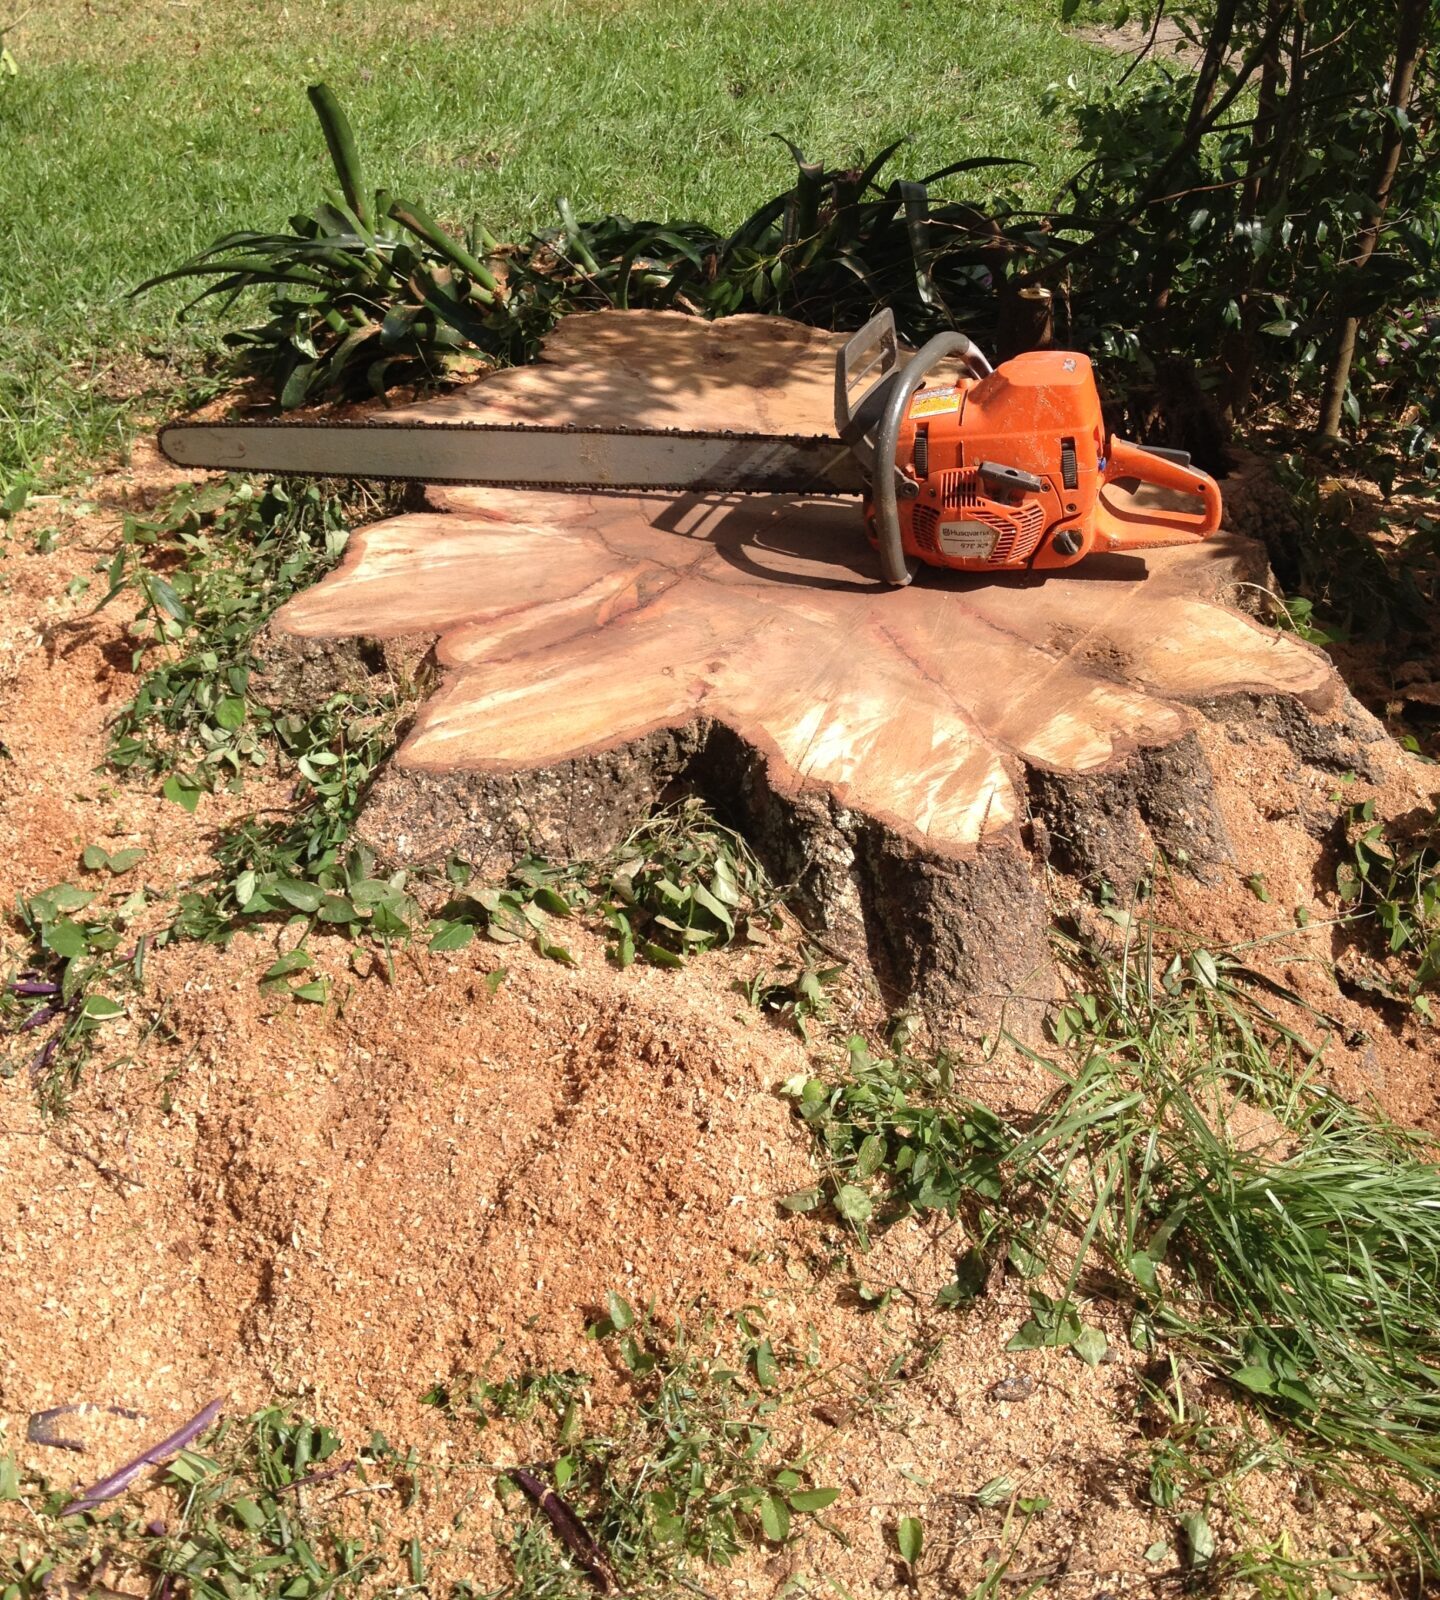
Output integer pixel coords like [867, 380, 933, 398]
[779, 1186, 822, 1212]
[1128, 1249, 1159, 1292]
[214, 695, 247, 730]
[1180, 1510, 1215, 1568]
[754, 1338, 779, 1390]
[163, 774, 202, 813]
[307, 83, 372, 229]
[36, 883, 94, 914]
[532, 886, 572, 918]
[1190, 949, 1219, 988]
[292, 980, 329, 1003]
[229, 1495, 266, 1531]
[897, 1514, 923, 1565]
[1129, 1310, 1156, 1353]
[42, 918, 89, 959]
[389, 199, 498, 293]
[853, 1132, 887, 1179]
[1145, 1465, 1184, 1510]
[0, 1451, 18, 1500]
[317, 894, 356, 924]
[80, 995, 124, 1019]
[975, 1475, 1013, 1508]
[789, 1486, 840, 1513]
[760, 1494, 790, 1543]
[82, 845, 108, 870]
[275, 879, 323, 913]
[619, 1333, 653, 1374]
[106, 848, 146, 874]
[428, 919, 475, 952]
[145, 573, 189, 622]
[1007, 1239, 1047, 1280]
[833, 1184, 873, 1224]
[1072, 1325, 1107, 1367]
[605, 1291, 635, 1332]
[262, 948, 312, 981]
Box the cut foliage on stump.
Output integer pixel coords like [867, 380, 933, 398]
[266, 311, 1346, 1030]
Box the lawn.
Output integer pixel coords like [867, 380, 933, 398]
[0, 0, 1111, 482]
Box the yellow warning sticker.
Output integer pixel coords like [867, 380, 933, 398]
[910, 385, 960, 418]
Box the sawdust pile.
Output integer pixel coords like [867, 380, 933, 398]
[1, 449, 1435, 1595]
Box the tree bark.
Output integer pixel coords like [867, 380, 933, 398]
[996, 284, 1054, 359]
[1223, 0, 1291, 422]
[1316, 0, 1431, 438]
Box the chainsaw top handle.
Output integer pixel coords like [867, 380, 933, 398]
[835, 309, 993, 585]
[1095, 436, 1223, 551]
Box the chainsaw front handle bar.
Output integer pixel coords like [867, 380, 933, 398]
[1097, 437, 1223, 551]
[872, 332, 993, 584]
[835, 310, 995, 586]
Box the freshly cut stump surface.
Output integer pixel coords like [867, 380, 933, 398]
[272, 311, 1346, 1033]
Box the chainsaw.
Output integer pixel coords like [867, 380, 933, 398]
[159, 309, 1222, 586]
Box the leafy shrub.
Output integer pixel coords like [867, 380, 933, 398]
[2, 878, 144, 1106]
[1337, 796, 1440, 1004]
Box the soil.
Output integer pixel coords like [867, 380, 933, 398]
[2, 439, 1437, 1596]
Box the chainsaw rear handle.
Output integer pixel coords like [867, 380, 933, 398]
[1096, 437, 1223, 550]
[834, 311, 995, 586]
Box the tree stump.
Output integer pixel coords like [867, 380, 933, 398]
[269, 311, 1347, 1034]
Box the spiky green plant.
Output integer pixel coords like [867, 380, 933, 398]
[134, 85, 503, 406]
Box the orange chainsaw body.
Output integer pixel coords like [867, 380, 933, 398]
[862, 349, 1222, 573]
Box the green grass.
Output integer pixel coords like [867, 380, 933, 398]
[787, 916, 1440, 1582]
[0, 0, 1109, 482]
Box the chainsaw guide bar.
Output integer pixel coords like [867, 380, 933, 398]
[158, 419, 867, 498]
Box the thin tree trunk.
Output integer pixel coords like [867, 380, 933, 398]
[1224, 1, 1298, 421]
[1316, 0, 1431, 438]
[996, 284, 1054, 358]
[1185, 0, 1242, 146]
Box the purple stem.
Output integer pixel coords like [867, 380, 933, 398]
[513, 1466, 615, 1593]
[9, 980, 60, 997]
[60, 1398, 223, 1518]
[274, 1457, 357, 1495]
[19, 1006, 57, 1034]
